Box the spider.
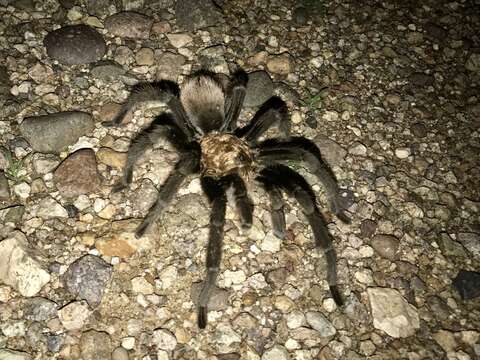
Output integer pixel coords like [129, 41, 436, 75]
[104, 69, 351, 329]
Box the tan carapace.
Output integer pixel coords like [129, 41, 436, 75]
[200, 132, 254, 179]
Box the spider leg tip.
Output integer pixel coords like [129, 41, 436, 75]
[198, 307, 207, 329]
[273, 229, 286, 240]
[337, 212, 351, 224]
[329, 285, 344, 306]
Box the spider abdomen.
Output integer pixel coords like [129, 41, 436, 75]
[200, 133, 253, 178]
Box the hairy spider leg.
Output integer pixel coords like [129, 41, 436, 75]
[258, 165, 343, 306]
[257, 137, 351, 224]
[135, 148, 201, 238]
[225, 174, 254, 229]
[256, 175, 287, 239]
[104, 80, 197, 141]
[237, 96, 291, 145]
[221, 69, 248, 132]
[198, 176, 228, 328]
[112, 114, 190, 193]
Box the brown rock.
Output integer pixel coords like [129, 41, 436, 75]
[98, 102, 121, 123]
[95, 220, 154, 258]
[54, 149, 100, 198]
[95, 236, 135, 258]
[266, 54, 292, 75]
[96, 148, 127, 169]
[371, 234, 399, 260]
[105, 12, 153, 39]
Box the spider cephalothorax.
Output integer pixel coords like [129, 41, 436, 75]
[104, 68, 351, 329]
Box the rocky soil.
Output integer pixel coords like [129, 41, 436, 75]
[0, 0, 479, 359]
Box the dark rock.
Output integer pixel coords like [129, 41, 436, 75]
[292, 6, 308, 25]
[0, 66, 10, 96]
[244, 70, 274, 107]
[457, 232, 480, 257]
[62, 254, 113, 306]
[452, 270, 480, 300]
[426, 296, 451, 320]
[80, 330, 112, 360]
[86, 0, 120, 17]
[198, 44, 227, 71]
[11, 0, 35, 10]
[191, 282, 229, 311]
[4, 205, 25, 223]
[411, 122, 427, 138]
[266, 268, 288, 289]
[91, 61, 126, 81]
[175, 0, 223, 31]
[424, 23, 448, 41]
[344, 293, 370, 324]
[273, 82, 301, 104]
[305, 112, 317, 129]
[20, 111, 94, 153]
[53, 148, 100, 198]
[437, 233, 466, 257]
[314, 136, 347, 168]
[105, 11, 153, 39]
[58, 0, 75, 9]
[0, 171, 10, 201]
[44, 25, 106, 65]
[26, 322, 47, 348]
[145, 0, 175, 9]
[217, 354, 240, 360]
[409, 73, 434, 87]
[64, 204, 79, 218]
[410, 276, 426, 293]
[24, 297, 58, 322]
[360, 219, 377, 238]
[47, 334, 64, 353]
[371, 234, 399, 260]
[155, 51, 186, 80]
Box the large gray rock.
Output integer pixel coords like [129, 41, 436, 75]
[0, 232, 51, 297]
[80, 330, 112, 360]
[305, 311, 336, 337]
[0, 349, 31, 360]
[44, 25, 106, 65]
[20, 111, 94, 153]
[86, 0, 120, 17]
[244, 70, 274, 107]
[105, 11, 153, 39]
[62, 254, 113, 306]
[175, 0, 223, 31]
[24, 297, 58, 322]
[368, 287, 419, 338]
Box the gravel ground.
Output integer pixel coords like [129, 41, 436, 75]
[0, 0, 479, 359]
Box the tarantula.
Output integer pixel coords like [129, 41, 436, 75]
[104, 69, 351, 329]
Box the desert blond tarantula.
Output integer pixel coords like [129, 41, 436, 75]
[104, 69, 351, 329]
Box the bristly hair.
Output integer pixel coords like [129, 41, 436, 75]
[180, 70, 226, 134]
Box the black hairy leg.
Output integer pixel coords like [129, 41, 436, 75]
[112, 114, 190, 193]
[222, 69, 248, 132]
[226, 174, 253, 229]
[197, 176, 228, 328]
[135, 148, 201, 238]
[256, 174, 286, 239]
[237, 96, 291, 145]
[257, 137, 351, 224]
[258, 165, 343, 305]
[104, 80, 197, 140]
